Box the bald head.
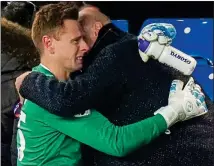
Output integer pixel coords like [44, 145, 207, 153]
[79, 6, 110, 26]
[78, 6, 111, 48]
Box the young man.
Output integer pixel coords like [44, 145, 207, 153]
[16, 3, 213, 166]
[16, 3, 203, 166]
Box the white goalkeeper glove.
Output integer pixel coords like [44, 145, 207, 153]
[154, 77, 208, 128]
[138, 23, 176, 62]
[138, 23, 197, 75]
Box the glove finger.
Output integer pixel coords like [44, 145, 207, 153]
[169, 80, 184, 95]
[192, 84, 205, 102]
[153, 29, 165, 36]
[158, 35, 169, 45]
[197, 92, 207, 109]
[152, 29, 171, 45]
[138, 38, 149, 52]
[141, 31, 158, 42]
[140, 23, 176, 46]
[200, 104, 208, 114]
[183, 77, 195, 92]
[191, 87, 202, 98]
[194, 90, 208, 113]
[141, 24, 155, 33]
[159, 23, 177, 40]
[146, 23, 177, 40]
[194, 91, 204, 106]
[138, 38, 150, 62]
[194, 84, 202, 91]
[197, 103, 208, 115]
[139, 49, 149, 62]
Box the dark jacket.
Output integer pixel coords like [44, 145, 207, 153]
[1, 18, 39, 166]
[20, 23, 214, 166]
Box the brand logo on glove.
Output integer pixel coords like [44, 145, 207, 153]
[186, 101, 193, 113]
[170, 51, 191, 64]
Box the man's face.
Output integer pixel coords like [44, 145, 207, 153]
[52, 19, 89, 72]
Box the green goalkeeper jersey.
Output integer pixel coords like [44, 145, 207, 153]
[17, 64, 167, 166]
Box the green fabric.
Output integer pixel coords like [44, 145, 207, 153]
[17, 64, 167, 166]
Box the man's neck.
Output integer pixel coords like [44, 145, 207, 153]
[40, 58, 70, 81]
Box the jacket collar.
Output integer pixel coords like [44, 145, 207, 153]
[82, 23, 125, 70]
[92, 23, 125, 51]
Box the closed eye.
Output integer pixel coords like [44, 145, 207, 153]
[70, 36, 82, 44]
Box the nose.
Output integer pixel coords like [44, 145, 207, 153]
[80, 38, 89, 54]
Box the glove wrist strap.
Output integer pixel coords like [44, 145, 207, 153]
[154, 105, 179, 128]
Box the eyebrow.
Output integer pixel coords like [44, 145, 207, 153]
[70, 36, 82, 43]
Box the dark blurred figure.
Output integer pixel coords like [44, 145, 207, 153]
[1, 1, 38, 28]
[1, 1, 39, 166]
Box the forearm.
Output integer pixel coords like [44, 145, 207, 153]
[19, 49, 122, 117]
[62, 111, 167, 157]
[98, 114, 167, 157]
[19, 72, 91, 117]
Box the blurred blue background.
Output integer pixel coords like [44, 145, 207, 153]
[112, 20, 129, 32]
[113, 18, 214, 101]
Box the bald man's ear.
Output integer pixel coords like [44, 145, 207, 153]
[94, 22, 103, 37]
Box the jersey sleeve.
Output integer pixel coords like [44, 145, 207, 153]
[46, 109, 167, 157]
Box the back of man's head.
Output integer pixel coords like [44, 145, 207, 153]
[78, 4, 111, 48]
[79, 4, 110, 28]
[31, 3, 78, 54]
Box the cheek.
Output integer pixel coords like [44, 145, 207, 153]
[65, 45, 79, 66]
[69, 45, 79, 58]
[56, 43, 72, 56]
[53, 41, 63, 54]
[54, 41, 79, 63]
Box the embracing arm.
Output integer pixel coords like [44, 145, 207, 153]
[19, 48, 123, 117]
[48, 109, 167, 157]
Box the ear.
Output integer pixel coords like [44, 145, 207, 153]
[94, 22, 103, 37]
[42, 35, 55, 54]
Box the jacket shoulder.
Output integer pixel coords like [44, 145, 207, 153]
[102, 33, 138, 55]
